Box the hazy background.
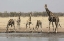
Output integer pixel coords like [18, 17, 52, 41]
[0, 0, 64, 13]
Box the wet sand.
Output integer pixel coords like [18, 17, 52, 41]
[0, 33, 64, 38]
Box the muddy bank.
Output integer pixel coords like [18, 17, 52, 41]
[0, 32, 64, 38]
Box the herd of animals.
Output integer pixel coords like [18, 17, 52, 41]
[6, 4, 61, 33]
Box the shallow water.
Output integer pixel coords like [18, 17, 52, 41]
[0, 33, 64, 41]
[0, 37, 64, 41]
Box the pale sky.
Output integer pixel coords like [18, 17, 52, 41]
[0, 0, 64, 13]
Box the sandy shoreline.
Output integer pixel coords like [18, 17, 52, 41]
[0, 17, 63, 33]
[0, 33, 64, 38]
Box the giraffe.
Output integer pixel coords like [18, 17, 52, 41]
[17, 15, 21, 29]
[6, 19, 16, 33]
[26, 12, 32, 28]
[44, 4, 61, 33]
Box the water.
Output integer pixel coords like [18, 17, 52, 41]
[0, 37, 64, 41]
[0, 33, 64, 41]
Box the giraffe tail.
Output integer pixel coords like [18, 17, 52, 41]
[58, 23, 61, 27]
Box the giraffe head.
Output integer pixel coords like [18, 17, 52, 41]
[45, 4, 47, 8]
[30, 12, 32, 16]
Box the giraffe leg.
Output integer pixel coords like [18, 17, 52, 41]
[55, 22, 58, 33]
[26, 23, 27, 28]
[29, 24, 30, 28]
[18, 24, 20, 29]
[40, 23, 42, 28]
[55, 22, 56, 33]
[48, 21, 51, 33]
[6, 25, 9, 33]
[36, 25, 38, 30]
[14, 25, 16, 33]
[35, 25, 37, 29]
[29, 22, 31, 28]
[17, 22, 20, 29]
[37, 25, 38, 29]
[56, 22, 58, 33]
[38, 25, 39, 30]
[40, 24, 43, 32]
[35, 22, 38, 30]
[52, 22, 54, 31]
[41, 24, 42, 28]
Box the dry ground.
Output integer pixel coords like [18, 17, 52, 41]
[0, 16, 64, 33]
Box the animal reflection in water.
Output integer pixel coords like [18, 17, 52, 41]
[6, 19, 16, 32]
[36, 20, 42, 30]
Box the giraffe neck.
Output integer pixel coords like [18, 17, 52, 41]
[45, 7, 55, 18]
[29, 14, 31, 21]
[45, 8, 50, 16]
